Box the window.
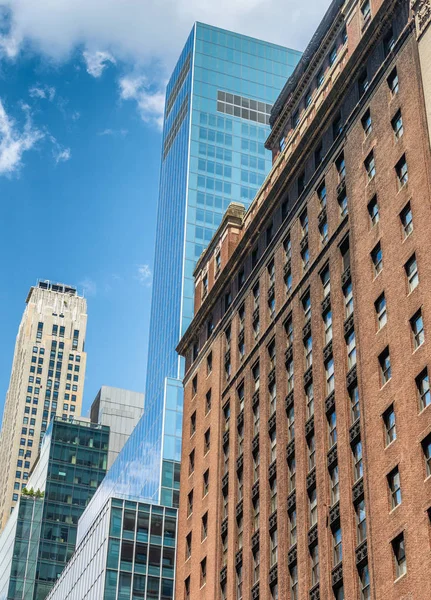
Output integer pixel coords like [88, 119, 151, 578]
[253, 283, 260, 308]
[329, 45, 337, 66]
[185, 533, 192, 560]
[268, 340, 276, 369]
[321, 265, 330, 297]
[388, 67, 399, 95]
[308, 434, 316, 471]
[383, 405, 396, 445]
[368, 196, 379, 226]
[327, 411, 337, 450]
[392, 533, 407, 579]
[269, 381, 277, 415]
[190, 412, 196, 436]
[236, 565, 243, 600]
[384, 27, 395, 56]
[318, 218, 328, 246]
[237, 515, 243, 549]
[362, 109, 372, 136]
[347, 331, 357, 368]
[411, 310, 425, 349]
[285, 269, 293, 294]
[303, 292, 311, 322]
[301, 245, 310, 272]
[187, 491, 193, 517]
[290, 564, 298, 600]
[268, 260, 275, 285]
[326, 357, 335, 394]
[317, 68, 325, 88]
[333, 113, 343, 139]
[324, 309, 333, 344]
[359, 564, 371, 600]
[205, 390, 211, 414]
[253, 549, 260, 583]
[270, 478, 277, 513]
[200, 558, 207, 587]
[270, 529, 278, 566]
[405, 254, 419, 292]
[310, 544, 319, 585]
[202, 274, 208, 297]
[304, 334, 313, 369]
[364, 151, 376, 181]
[306, 383, 314, 419]
[285, 318, 293, 347]
[353, 441, 363, 481]
[202, 470, 209, 497]
[396, 154, 408, 188]
[388, 466, 401, 509]
[375, 293, 387, 330]
[289, 507, 297, 545]
[215, 252, 221, 274]
[204, 429, 210, 454]
[330, 465, 340, 504]
[371, 242, 383, 276]
[287, 359, 294, 392]
[238, 424, 244, 456]
[270, 584, 278, 600]
[287, 405, 295, 441]
[206, 352, 212, 375]
[300, 211, 308, 236]
[253, 404, 260, 436]
[317, 181, 327, 208]
[337, 188, 348, 219]
[192, 375, 198, 396]
[379, 347, 391, 384]
[392, 109, 403, 139]
[422, 434, 431, 477]
[333, 526, 342, 565]
[396, 207, 412, 243]
[270, 429, 277, 462]
[252, 362, 260, 391]
[305, 88, 312, 107]
[356, 499, 367, 543]
[253, 497, 260, 531]
[358, 70, 369, 96]
[189, 450, 195, 475]
[336, 152, 346, 181]
[286, 451, 296, 496]
[417, 368, 430, 410]
[361, 0, 371, 23]
[284, 235, 292, 260]
[253, 451, 260, 482]
[224, 292, 232, 313]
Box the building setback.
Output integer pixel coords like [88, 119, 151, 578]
[0, 417, 109, 600]
[0, 281, 87, 532]
[176, 2, 431, 600]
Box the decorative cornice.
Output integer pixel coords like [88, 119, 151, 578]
[411, 0, 431, 39]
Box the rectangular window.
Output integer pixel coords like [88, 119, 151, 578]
[358, 70, 369, 96]
[405, 254, 419, 291]
[304, 334, 313, 369]
[284, 235, 292, 260]
[330, 464, 340, 504]
[290, 564, 298, 600]
[333, 526, 342, 565]
[270, 429, 277, 463]
[359, 564, 371, 600]
[347, 331, 357, 369]
[361, 0, 371, 24]
[371, 242, 383, 276]
[388, 67, 399, 95]
[317, 181, 327, 208]
[285, 318, 293, 347]
[306, 383, 314, 419]
[375, 293, 387, 330]
[189, 450, 195, 475]
[300, 211, 308, 236]
[392, 109, 403, 139]
[289, 508, 297, 545]
[392, 533, 407, 579]
[379, 347, 391, 385]
[396, 154, 408, 188]
[368, 196, 379, 226]
[268, 340, 276, 369]
[321, 265, 330, 297]
[383, 405, 396, 446]
[269, 382, 277, 416]
[270, 478, 277, 513]
[200, 558, 207, 588]
[187, 491, 193, 517]
[384, 27, 395, 56]
[301, 245, 310, 272]
[328, 410, 337, 448]
[310, 544, 319, 585]
[388, 466, 401, 509]
[287, 404, 295, 442]
[309, 486, 318, 526]
[287, 359, 294, 392]
[333, 113, 343, 139]
[319, 218, 328, 245]
[253, 549, 260, 584]
[422, 434, 431, 477]
[362, 108, 372, 136]
[364, 151, 376, 181]
[288, 455, 296, 493]
[336, 152, 346, 181]
[190, 412, 196, 437]
[303, 292, 311, 322]
[326, 357, 335, 394]
[411, 309, 425, 349]
[356, 499, 367, 543]
[353, 441, 363, 481]
[201, 512, 208, 541]
[204, 429, 210, 454]
[329, 45, 337, 66]
[205, 390, 211, 414]
[308, 434, 316, 471]
[270, 529, 278, 566]
[203, 469, 209, 497]
[317, 68, 325, 88]
[400, 202, 413, 237]
[324, 309, 333, 344]
[416, 368, 431, 410]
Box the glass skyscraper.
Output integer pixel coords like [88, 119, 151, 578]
[79, 24, 301, 530]
[44, 23, 301, 600]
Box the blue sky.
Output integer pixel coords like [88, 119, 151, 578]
[0, 0, 329, 417]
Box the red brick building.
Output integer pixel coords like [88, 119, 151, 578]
[176, 1, 431, 599]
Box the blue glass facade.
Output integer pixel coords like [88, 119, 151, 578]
[78, 24, 301, 537]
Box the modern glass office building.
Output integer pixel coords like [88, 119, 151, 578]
[0, 418, 109, 600]
[77, 25, 301, 539]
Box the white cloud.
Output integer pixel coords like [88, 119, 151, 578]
[80, 277, 97, 296]
[136, 264, 152, 287]
[0, 1, 329, 71]
[98, 128, 128, 137]
[49, 135, 71, 164]
[119, 76, 165, 129]
[83, 50, 115, 77]
[29, 84, 56, 101]
[0, 100, 43, 176]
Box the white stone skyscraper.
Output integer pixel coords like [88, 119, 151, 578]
[0, 280, 87, 531]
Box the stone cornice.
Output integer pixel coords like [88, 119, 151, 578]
[411, 0, 431, 39]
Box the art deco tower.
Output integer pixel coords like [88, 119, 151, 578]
[0, 280, 87, 530]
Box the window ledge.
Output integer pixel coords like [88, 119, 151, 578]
[394, 572, 407, 584]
